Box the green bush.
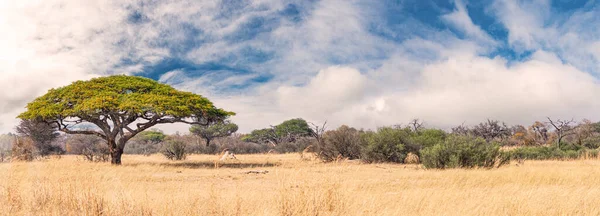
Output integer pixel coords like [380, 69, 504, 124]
[507, 146, 594, 160]
[420, 135, 509, 169]
[408, 129, 447, 154]
[161, 140, 187, 160]
[581, 137, 600, 149]
[362, 127, 410, 163]
[316, 125, 365, 162]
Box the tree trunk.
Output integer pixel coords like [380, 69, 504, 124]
[108, 139, 124, 165]
[111, 148, 123, 165]
[205, 138, 211, 147]
[557, 133, 563, 149]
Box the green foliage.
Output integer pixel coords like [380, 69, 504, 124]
[408, 129, 447, 154]
[242, 128, 278, 145]
[18, 75, 234, 121]
[138, 129, 167, 143]
[362, 127, 410, 163]
[17, 75, 234, 164]
[581, 136, 600, 149]
[316, 125, 365, 161]
[190, 121, 239, 147]
[243, 118, 312, 145]
[124, 129, 166, 155]
[507, 146, 597, 160]
[274, 118, 312, 139]
[420, 135, 509, 169]
[161, 139, 187, 160]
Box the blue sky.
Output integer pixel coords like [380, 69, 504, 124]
[1, 0, 600, 133]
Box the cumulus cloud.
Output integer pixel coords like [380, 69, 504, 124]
[3, 0, 600, 134]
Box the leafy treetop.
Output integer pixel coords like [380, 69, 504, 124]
[18, 75, 234, 164]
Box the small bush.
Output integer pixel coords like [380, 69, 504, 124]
[421, 135, 510, 169]
[67, 135, 110, 162]
[274, 138, 313, 154]
[315, 125, 365, 162]
[161, 140, 187, 160]
[362, 127, 410, 163]
[11, 137, 37, 161]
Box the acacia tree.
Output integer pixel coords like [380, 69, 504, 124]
[18, 75, 234, 165]
[242, 118, 313, 146]
[189, 121, 238, 150]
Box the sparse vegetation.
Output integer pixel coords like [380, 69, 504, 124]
[67, 134, 110, 162]
[1, 154, 600, 215]
[161, 138, 188, 161]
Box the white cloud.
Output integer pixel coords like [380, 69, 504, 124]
[3, 0, 600, 135]
[442, 0, 497, 47]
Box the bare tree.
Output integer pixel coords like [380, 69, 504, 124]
[408, 119, 424, 133]
[451, 122, 470, 136]
[472, 119, 510, 142]
[546, 117, 578, 148]
[309, 121, 327, 144]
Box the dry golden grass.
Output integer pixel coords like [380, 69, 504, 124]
[1, 153, 600, 215]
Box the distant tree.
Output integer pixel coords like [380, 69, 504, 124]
[547, 117, 577, 148]
[309, 121, 327, 144]
[15, 119, 61, 157]
[242, 118, 313, 146]
[18, 75, 234, 165]
[530, 121, 549, 144]
[274, 118, 313, 142]
[451, 123, 471, 136]
[190, 121, 238, 150]
[125, 129, 167, 155]
[242, 128, 279, 146]
[471, 119, 510, 142]
[408, 119, 424, 133]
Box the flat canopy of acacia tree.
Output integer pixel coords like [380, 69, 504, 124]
[18, 75, 234, 164]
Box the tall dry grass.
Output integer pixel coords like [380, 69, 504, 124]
[1, 154, 600, 215]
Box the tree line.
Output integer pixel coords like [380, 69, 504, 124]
[9, 75, 600, 168]
[4, 116, 600, 169]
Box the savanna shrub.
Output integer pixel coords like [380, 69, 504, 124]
[362, 127, 411, 163]
[508, 145, 600, 160]
[315, 125, 365, 162]
[274, 137, 314, 154]
[161, 140, 187, 160]
[581, 137, 600, 149]
[67, 134, 110, 162]
[420, 135, 510, 169]
[408, 129, 447, 154]
[11, 137, 37, 161]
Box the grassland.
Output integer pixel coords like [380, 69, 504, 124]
[1, 154, 600, 215]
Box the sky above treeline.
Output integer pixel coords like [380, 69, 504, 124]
[1, 0, 599, 134]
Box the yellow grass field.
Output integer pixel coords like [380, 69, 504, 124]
[1, 154, 600, 216]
